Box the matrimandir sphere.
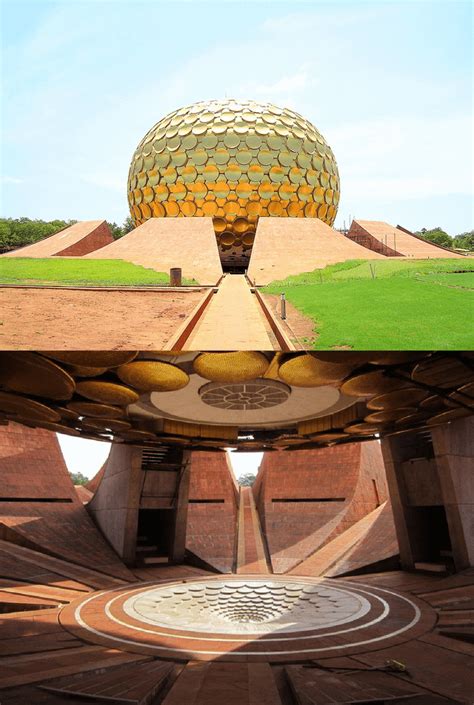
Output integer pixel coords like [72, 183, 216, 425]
[127, 99, 340, 247]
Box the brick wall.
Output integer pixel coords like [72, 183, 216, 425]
[186, 451, 238, 572]
[254, 441, 389, 573]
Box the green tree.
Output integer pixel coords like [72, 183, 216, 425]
[238, 473, 257, 487]
[107, 221, 124, 240]
[415, 227, 453, 249]
[452, 231, 474, 252]
[122, 216, 135, 234]
[69, 471, 89, 486]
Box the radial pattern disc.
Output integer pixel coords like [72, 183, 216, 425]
[60, 575, 435, 663]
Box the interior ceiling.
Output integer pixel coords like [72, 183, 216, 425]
[0, 351, 472, 452]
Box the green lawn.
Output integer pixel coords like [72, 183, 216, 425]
[264, 259, 474, 349]
[0, 258, 197, 286]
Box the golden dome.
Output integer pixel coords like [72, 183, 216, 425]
[127, 99, 340, 258]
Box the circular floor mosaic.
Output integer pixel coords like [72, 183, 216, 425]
[60, 575, 436, 663]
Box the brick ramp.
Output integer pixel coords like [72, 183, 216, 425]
[162, 662, 282, 705]
[85, 217, 223, 285]
[236, 487, 270, 574]
[184, 274, 275, 349]
[39, 659, 173, 704]
[247, 217, 385, 285]
[0, 422, 134, 581]
[3, 221, 113, 257]
[289, 502, 397, 578]
[350, 220, 464, 259]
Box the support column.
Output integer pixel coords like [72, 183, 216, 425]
[169, 453, 191, 563]
[431, 416, 474, 570]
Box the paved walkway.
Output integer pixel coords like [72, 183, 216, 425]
[185, 275, 274, 350]
[236, 488, 271, 574]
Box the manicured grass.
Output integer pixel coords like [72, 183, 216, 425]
[264, 259, 474, 349]
[0, 258, 197, 286]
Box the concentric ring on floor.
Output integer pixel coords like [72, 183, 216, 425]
[60, 575, 436, 663]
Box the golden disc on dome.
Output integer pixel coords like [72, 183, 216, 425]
[278, 354, 355, 387]
[242, 232, 255, 246]
[287, 201, 302, 216]
[67, 402, 126, 418]
[367, 388, 429, 410]
[268, 200, 284, 216]
[76, 381, 139, 406]
[202, 200, 218, 216]
[427, 407, 472, 426]
[42, 352, 137, 368]
[341, 370, 411, 397]
[0, 352, 75, 401]
[213, 217, 227, 233]
[233, 217, 248, 234]
[117, 361, 189, 392]
[220, 231, 235, 246]
[81, 418, 132, 433]
[193, 352, 269, 382]
[412, 356, 474, 389]
[0, 391, 61, 422]
[365, 408, 416, 424]
[164, 201, 180, 217]
[180, 200, 197, 216]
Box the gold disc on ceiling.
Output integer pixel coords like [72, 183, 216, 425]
[364, 408, 416, 424]
[56, 406, 80, 421]
[367, 388, 429, 410]
[193, 352, 270, 382]
[411, 356, 474, 389]
[80, 418, 132, 433]
[0, 391, 61, 423]
[311, 352, 375, 365]
[67, 366, 109, 378]
[66, 402, 126, 418]
[394, 411, 430, 426]
[308, 432, 348, 442]
[445, 382, 474, 408]
[117, 361, 190, 392]
[35, 421, 81, 436]
[42, 352, 138, 368]
[119, 429, 158, 441]
[75, 381, 140, 406]
[341, 370, 411, 397]
[419, 395, 447, 412]
[367, 353, 427, 366]
[344, 423, 381, 435]
[427, 407, 472, 426]
[0, 352, 75, 401]
[278, 354, 355, 387]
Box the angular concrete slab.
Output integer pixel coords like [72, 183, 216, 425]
[85, 217, 223, 285]
[3, 220, 113, 257]
[247, 217, 384, 285]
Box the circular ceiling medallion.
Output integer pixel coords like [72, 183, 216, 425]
[199, 379, 290, 410]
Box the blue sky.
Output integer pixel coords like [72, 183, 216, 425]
[1, 0, 472, 234]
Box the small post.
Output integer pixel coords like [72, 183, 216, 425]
[369, 264, 376, 280]
[170, 267, 182, 287]
[280, 293, 287, 320]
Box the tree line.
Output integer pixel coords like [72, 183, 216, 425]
[0, 217, 472, 252]
[0, 216, 135, 252]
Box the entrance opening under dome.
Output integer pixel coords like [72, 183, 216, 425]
[213, 217, 256, 273]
